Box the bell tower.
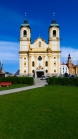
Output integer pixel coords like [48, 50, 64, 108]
[48, 15, 61, 74]
[20, 19, 31, 51]
[48, 20, 60, 51]
[20, 20, 31, 40]
[19, 18, 31, 75]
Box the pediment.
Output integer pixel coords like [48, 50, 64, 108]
[34, 37, 46, 43]
[31, 37, 48, 51]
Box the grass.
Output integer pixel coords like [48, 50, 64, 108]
[0, 84, 28, 91]
[0, 85, 78, 139]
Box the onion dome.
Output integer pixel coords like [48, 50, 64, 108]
[20, 20, 31, 29]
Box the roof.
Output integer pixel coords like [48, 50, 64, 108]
[50, 24, 59, 27]
[68, 54, 71, 59]
[15, 70, 20, 75]
[61, 62, 66, 65]
[34, 37, 46, 43]
[20, 20, 30, 29]
[49, 20, 59, 29]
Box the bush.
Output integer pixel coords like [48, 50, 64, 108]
[0, 77, 34, 85]
[48, 77, 78, 86]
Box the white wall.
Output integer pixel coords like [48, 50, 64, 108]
[60, 65, 69, 74]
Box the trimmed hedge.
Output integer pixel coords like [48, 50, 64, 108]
[0, 77, 34, 85]
[48, 77, 78, 86]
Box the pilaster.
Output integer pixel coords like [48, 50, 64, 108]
[43, 56, 45, 69]
[20, 56, 22, 74]
[48, 55, 51, 74]
[29, 55, 32, 74]
[27, 56, 28, 74]
[35, 56, 37, 69]
[57, 55, 60, 73]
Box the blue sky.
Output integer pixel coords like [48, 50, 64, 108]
[0, 0, 78, 73]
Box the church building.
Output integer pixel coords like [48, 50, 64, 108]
[66, 54, 78, 75]
[19, 18, 61, 78]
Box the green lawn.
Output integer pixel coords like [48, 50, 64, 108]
[0, 84, 28, 91]
[0, 85, 78, 139]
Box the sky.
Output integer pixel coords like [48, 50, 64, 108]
[0, 0, 78, 73]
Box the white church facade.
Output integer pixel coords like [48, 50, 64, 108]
[19, 19, 61, 78]
[60, 62, 69, 75]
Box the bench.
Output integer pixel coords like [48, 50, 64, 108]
[0, 82, 12, 87]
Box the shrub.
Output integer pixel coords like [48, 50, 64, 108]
[48, 77, 78, 86]
[0, 77, 34, 85]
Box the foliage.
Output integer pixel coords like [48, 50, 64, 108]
[0, 76, 34, 85]
[48, 77, 78, 86]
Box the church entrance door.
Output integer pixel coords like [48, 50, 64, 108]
[37, 71, 44, 78]
[35, 69, 45, 78]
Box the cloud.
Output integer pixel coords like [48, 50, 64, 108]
[0, 41, 19, 60]
[61, 46, 78, 64]
[0, 41, 78, 66]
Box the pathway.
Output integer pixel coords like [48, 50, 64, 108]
[0, 78, 47, 95]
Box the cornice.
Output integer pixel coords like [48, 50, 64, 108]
[52, 51, 61, 53]
[48, 37, 60, 41]
[19, 38, 31, 41]
[19, 50, 61, 54]
[19, 51, 28, 54]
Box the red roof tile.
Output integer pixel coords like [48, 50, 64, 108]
[61, 62, 66, 65]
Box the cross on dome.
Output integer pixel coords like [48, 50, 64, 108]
[53, 12, 55, 20]
[25, 13, 27, 20]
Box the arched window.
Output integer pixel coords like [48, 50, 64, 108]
[53, 30, 56, 37]
[23, 30, 27, 36]
[32, 70, 34, 73]
[39, 42, 41, 47]
[45, 61, 48, 66]
[46, 70, 48, 73]
[32, 61, 35, 67]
